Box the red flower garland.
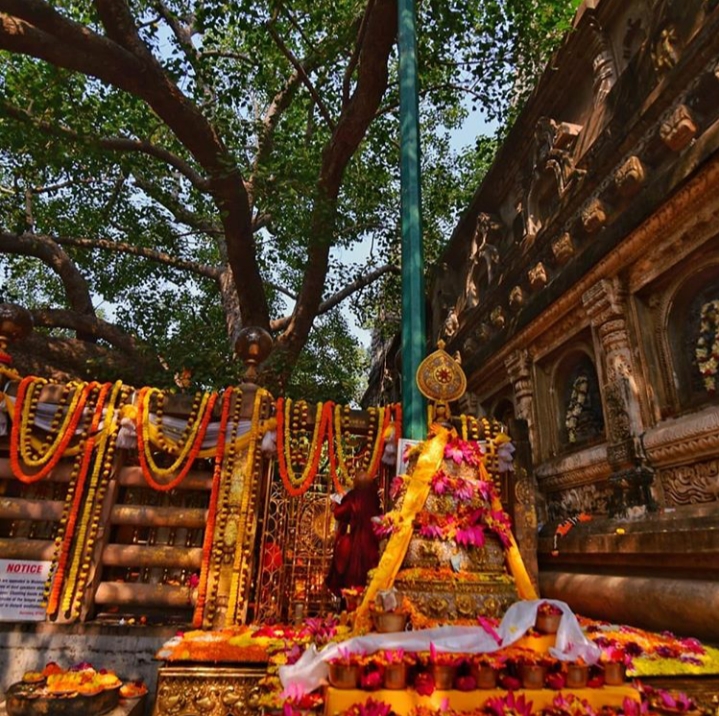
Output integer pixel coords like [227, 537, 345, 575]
[135, 387, 219, 491]
[10, 378, 95, 483]
[46, 382, 110, 618]
[192, 387, 234, 627]
[276, 397, 333, 497]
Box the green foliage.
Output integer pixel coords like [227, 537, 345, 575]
[0, 0, 579, 396]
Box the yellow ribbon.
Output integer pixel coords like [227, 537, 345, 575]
[353, 426, 450, 632]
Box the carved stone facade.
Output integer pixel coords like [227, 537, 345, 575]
[420, 0, 719, 640]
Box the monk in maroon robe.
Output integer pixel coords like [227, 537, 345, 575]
[325, 470, 382, 598]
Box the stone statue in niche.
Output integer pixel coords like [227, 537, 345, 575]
[464, 211, 502, 310]
[440, 305, 459, 342]
[652, 22, 681, 74]
[562, 361, 604, 447]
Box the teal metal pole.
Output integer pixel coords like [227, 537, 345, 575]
[398, 0, 426, 440]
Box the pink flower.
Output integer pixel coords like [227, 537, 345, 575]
[389, 475, 404, 501]
[478, 616, 502, 645]
[431, 469, 452, 494]
[444, 441, 466, 464]
[455, 524, 485, 547]
[414, 671, 435, 696]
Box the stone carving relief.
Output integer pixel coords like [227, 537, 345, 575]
[614, 155, 646, 198]
[658, 458, 719, 506]
[651, 22, 681, 74]
[552, 233, 575, 265]
[509, 286, 525, 311]
[464, 212, 503, 311]
[581, 198, 607, 233]
[490, 306, 506, 329]
[659, 104, 697, 152]
[524, 118, 583, 243]
[528, 263, 548, 292]
[546, 482, 612, 521]
[603, 379, 632, 443]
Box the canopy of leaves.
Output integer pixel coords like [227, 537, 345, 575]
[0, 0, 580, 400]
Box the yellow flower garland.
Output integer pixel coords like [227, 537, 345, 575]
[280, 398, 325, 490]
[354, 425, 450, 633]
[139, 387, 214, 478]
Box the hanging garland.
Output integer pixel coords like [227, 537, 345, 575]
[63, 381, 128, 621]
[330, 404, 390, 489]
[135, 386, 218, 491]
[226, 389, 267, 626]
[276, 397, 332, 497]
[10, 378, 96, 483]
[44, 382, 107, 618]
[192, 386, 235, 628]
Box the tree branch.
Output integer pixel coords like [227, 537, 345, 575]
[342, 0, 374, 104]
[271, 262, 398, 332]
[30, 307, 141, 354]
[267, 23, 336, 132]
[1, 99, 211, 191]
[52, 235, 222, 280]
[0, 230, 96, 319]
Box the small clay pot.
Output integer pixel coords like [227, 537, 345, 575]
[603, 661, 626, 685]
[535, 612, 562, 634]
[431, 664, 456, 690]
[328, 663, 360, 689]
[383, 663, 407, 690]
[565, 663, 589, 688]
[373, 611, 407, 633]
[520, 663, 548, 690]
[470, 664, 498, 689]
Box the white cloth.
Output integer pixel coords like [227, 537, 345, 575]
[279, 599, 600, 694]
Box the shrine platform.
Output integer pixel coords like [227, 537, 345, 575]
[324, 685, 640, 715]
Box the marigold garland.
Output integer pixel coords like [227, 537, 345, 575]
[192, 386, 234, 627]
[136, 386, 218, 491]
[63, 381, 127, 620]
[276, 397, 331, 496]
[226, 389, 266, 625]
[45, 382, 106, 618]
[10, 378, 95, 483]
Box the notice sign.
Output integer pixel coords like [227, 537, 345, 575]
[0, 559, 51, 621]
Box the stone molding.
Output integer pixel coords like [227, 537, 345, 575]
[535, 444, 610, 492]
[643, 405, 719, 468]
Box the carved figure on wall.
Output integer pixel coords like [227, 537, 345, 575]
[464, 212, 502, 310]
[524, 118, 583, 243]
[561, 358, 604, 448]
[440, 305, 459, 342]
[652, 22, 681, 74]
[694, 299, 719, 395]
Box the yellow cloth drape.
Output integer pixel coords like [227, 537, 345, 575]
[353, 426, 450, 633]
[481, 459, 538, 600]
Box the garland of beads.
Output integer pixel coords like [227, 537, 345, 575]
[226, 389, 267, 626]
[135, 386, 218, 491]
[276, 397, 330, 496]
[63, 381, 128, 620]
[330, 404, 389, 485]
[44, 382, 104, 617]
[10, 378, 95, 483]
[192, 386, 235, 628]
[203, 390, 244, 627]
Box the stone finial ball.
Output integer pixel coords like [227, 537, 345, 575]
[0, 303, 34, 342]
[235, 326, 273, 367]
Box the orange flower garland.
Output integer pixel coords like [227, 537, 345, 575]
[136, 386, 218, 491]
[45, 382, 108, 618]
[192, 386, 234, 627]
[276, 397, 332, 497]
[10, 377, 95, 483]
[63, 381, 127, 620]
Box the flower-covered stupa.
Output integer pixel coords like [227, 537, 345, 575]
[354, 343, 537, 630]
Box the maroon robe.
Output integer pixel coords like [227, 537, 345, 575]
[325, 483, 381, 597]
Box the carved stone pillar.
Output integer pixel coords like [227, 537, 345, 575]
[505, 349, 534, 434]
[504, 351, 539, 591]
[582, 279, 656, 515]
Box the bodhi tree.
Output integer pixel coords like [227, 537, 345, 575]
[0, 0, 579, 399]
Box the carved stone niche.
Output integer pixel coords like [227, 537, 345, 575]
[659, 104, 697, 152]
[614, 156, 646, 198]
[552, 233, 575, 266]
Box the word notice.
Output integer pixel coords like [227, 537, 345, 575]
[0, 559, 51, 621]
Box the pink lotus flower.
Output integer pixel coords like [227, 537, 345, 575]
[485, 690, 534, 716]
[477, 616, 502, 646]
[431, 469, 452, 494]
[455, 524, 485, 547]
